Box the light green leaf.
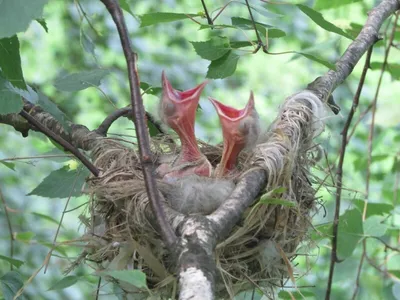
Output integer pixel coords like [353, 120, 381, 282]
[0, 271, 23, 300]
[100, 270, 147, 289]
[119, 0, 135, 16]
[314, 0, 362, 10]
[48, 276, 78, 291]
[363, 216, 388, 237]
[0, 36, 26, 90]
[139, 12, 199, 27]
[0, 255, 24, 268]
[337, 208, 363, 259]
[0, 72, 23, 115]
[27, 166, 90, 199]
[80, 29, 95, 58]
[206, 51, 240, 79]
[15, 231, 35, 242]
[0, 161, 15, 171]
[278, 290, 316, 299]
[54, 69, 110, 92]
[297, 4, 353, 40]
[295, 52, 336, 69]
[140, 82, 162, 95]
[0, 0, 48, 38]
[352, 199, 393, 218]
[191, 37, 230, 61]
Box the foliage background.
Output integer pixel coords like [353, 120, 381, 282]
[0, 0, 399, 299]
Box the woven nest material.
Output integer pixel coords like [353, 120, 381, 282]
[73, 91, 327, 299]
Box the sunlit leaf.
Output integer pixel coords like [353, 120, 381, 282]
[28, 166, 90, 199]
[352, 199, 393, 218]
[100, 270, 147, 289]
[0, 255, 24, 268]
[297, 4, 353, 40]
[48, 276, 78, 290]
[0, 271, 23, 300]
[337, 208, 363, 259]
[54, 69, 110, 92]
[363, 216, 388, 237]
[0, 0, 48, 38]
[0, 36, 26, 90]
[314, 0, 362, 10]
[14, 231, 35, 242]
[139, 12, 199, 27]
[191, 37, 230, 61]
[206, 51, 240, 79]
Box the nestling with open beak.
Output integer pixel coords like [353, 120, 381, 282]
[209, 92, 260, 177]
[156, 72, 212, 181]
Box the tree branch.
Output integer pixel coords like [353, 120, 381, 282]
[99, 0, 177, 248]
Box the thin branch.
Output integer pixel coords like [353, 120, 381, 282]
[100, 0, 177, 248]
[19, 110, 99, 177]
[325, 45, 374, 300]
[96, 106, 131, 136]
[200, 0, 213, 25]
[351, 240, 367, 300]
[244, 0, 264, 53]
[0, 187, 14, 270]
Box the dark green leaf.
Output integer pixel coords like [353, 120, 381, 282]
[147, 120, 160, 137]
[0, 255, 24, 268]
[0, 36, 26, 90]
[231, 17, 271, 36]
[140, 82, 162, 95]
[389, 270, 400, 279]
[337, 208, 363, 259]
[36, 18, 48, 32]
[100, 270, 147, 289]
[363, 216, 388, 237]
[206, 51, 240, 79]
[0, 161, 15, 171]
[314, 0, 362, 10]
[352, 199, 393, 218]
[0, 72, 23, 115]
[80, 29, 95, 58]
[15, 232, 35, 242]
[54, 69, 110, 92]
[48, 276, 78, 291]
[278, 290, 316, 299]
[0, 271, 23, 300]
[28, 166, 90, 199]
[36, 91, 71, 133]
[0, 0, 48, 38]
[230, 40, 258, 48]
[119, 0, 135, 16]
[139, 12, 199, 27]
[295, 52, 336, 69]
[297, 4, 353, 40]
[191, 37, 230, 61]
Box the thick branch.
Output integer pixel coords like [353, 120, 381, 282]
[308, 0, 399, 101]
[100, 0, 177, 248]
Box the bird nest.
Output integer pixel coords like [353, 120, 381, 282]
[72, 91, 326, 299]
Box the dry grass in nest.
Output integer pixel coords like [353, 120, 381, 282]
[72, 91, 326, 299]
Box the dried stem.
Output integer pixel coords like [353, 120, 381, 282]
[99, 0, 177, 248]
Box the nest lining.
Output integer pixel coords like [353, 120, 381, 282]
[75, 91, 327, 299]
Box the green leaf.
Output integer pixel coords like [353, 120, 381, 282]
[230, 40, 258, 48]
[370, 62, 400, 80]
[278, 290, 316, 299]
[0, 73, 23, 115]
[295, 52, 336, 69]
[15, 232, 35, 242]
[0, 36, 26, 89]
[0, 255, 24, 268]
[363, 216, 388, 237]
[27, 166, 90, 199]
[389, 270, 400, 279]
[48, 276, 78, 290]
[314, 0, 362, 10]
[337, 208, 363, 259]
[259, 197, 296, 207]
[311, 223, 333, 241]
[296, 4, 353, 40]
[100, 270, 147, 289]
[352, 199, 393, 218]
[31, 212, 61, 226]
[0, 161, 15, 171]
[140, 82, 162, 95]
[54, 69, 110, 92]
[36, 18, 48, 33]
[191, 37, 230, 61]
[0, 271, 23, 300]
[119, 0, 135, 16]
[0, 0, 48, 38]
[206, 51, 240, 79]
[80, 29, 95, 58]
[139, 12, 199, 27]
[147, 120, 160, 137]
[231, 17, 271, 36]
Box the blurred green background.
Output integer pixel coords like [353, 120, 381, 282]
[0, 0, 399, 299]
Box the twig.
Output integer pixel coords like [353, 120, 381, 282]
[96, 107, 130, 136]
[0, 187, 14, 270]
[244, 0, 264, 53]
[100, 0, 177, 248]
[19, 110, 99, 177]
[325, 46, 374, 300]
[200, 0, 213, 25]
[351, 239, 367, 299]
